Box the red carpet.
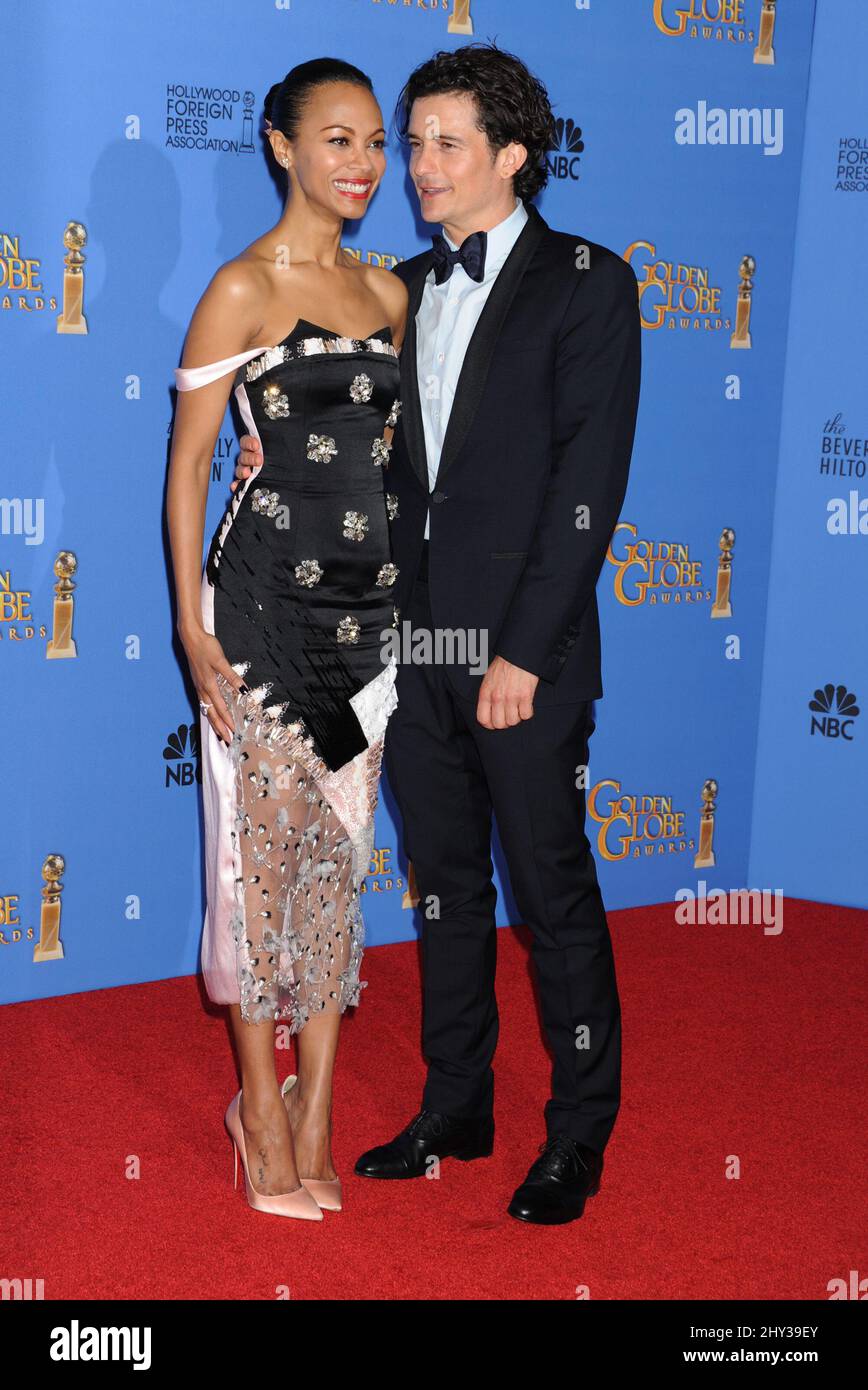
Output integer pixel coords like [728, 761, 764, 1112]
[1, 897, 864, 1301]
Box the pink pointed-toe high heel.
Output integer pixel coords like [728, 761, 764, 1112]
[225, 1090, 323, 1221]
[281, 1074, 343, 1212]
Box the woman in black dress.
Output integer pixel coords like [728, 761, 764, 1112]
[167, 59, 407, 1219]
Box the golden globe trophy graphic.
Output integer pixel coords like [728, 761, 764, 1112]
[46, 551, 78, 658]
[693, 780, 718, 870]
[56, 222, 88, 335]
[33, 854, 66, 962]
[730, 255, 755, 349]
[754, 0, 777, 66]
[710, 528, 735, 619]
[448, 0, 473, 36]
[402, 861, 420, 910]
[240, 91, 255, 154]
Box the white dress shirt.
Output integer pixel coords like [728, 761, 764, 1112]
[416, 196, 529, 538]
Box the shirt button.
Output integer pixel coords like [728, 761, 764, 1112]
[437, 352, 445, 363]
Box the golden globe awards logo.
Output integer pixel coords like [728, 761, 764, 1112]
[625, 240, 731, 333]
[588, 780, 696, 862]
[359, 847, 406, 896]
[368, 0, 469, 29]
[0, 568, 47, 642]
[606, 523, 711, 607]
[0, 892, 35, 947]
[2, 551, 81, 651]
[652, 0, 778, 64]
[3, 221, 91, 324]
[1, 232, 57, 314]
[342, 246, 404, 272]
[652, 0, 755, 44]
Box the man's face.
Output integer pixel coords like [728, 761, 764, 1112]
[406, 91, 523, 235]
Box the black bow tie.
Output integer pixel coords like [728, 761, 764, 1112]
[430, 229, 487, 285]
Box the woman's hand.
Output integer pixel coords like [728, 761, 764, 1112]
[179, 622, 247, 744]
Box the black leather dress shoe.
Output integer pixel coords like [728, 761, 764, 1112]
[354, 1109, 495, 1179]
[507, 1136, 603, 1225]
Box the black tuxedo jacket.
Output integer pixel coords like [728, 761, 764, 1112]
[388, 200, 641, 703]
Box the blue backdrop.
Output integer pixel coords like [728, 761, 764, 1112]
[3, 0, 863, 1007]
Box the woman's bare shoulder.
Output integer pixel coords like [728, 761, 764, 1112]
[357, 259, 409, 334]
[207, 252, 272, 314]
[181, 256, 270, 367]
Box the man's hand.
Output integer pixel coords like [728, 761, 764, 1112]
[476, 655, 539, 730]
[231, 434, 264, 491]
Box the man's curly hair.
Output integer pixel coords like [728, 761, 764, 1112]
[394, 42, 557, 204]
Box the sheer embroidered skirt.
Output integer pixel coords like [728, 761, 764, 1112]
[198, 656, 395, 1031]
[199, 672, 389, 1029]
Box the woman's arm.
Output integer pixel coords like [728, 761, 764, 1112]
[167, 261, 263, 741]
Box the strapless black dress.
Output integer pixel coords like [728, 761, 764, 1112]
[174, 318, 401, 1028]
[206, 318, 401, 770]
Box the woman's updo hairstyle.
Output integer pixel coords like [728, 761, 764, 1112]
[264, 57, 375, 141]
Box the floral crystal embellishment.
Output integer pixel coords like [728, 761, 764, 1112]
[307, 433, 338, 463]
[342, 510, 368, 542]
[336, 615, 360, 645]
[349, 372, 374, 403]
[294, 560, 323, 588]
[386, 398, 401, 428]
[386, 493, 399, 520]
[250, 488, 282, 518]
[376, 563, 399, 588]
[262, 383, 290, 419]
[371, 436, 391, 467]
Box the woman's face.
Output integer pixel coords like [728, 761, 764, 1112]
[271, 81, 386, 218]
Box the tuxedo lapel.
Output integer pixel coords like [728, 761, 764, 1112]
[398, 204, 549, 493]
[399, 251, 435, 490]
[435, 202, 547, 486]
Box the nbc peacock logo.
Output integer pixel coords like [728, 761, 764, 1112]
[808, 685, 860, 741]
[163, 722, 202, 787]
[546, 117, 584, 182]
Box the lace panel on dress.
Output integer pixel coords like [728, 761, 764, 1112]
[215, 667, 393, 1029]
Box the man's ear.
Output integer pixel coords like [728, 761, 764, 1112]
[499, 141, 528, 182]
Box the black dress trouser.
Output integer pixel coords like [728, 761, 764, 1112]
[383, 550, 622, 1154]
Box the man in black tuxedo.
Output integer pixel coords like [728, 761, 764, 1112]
[237, 44, 641, 1224]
